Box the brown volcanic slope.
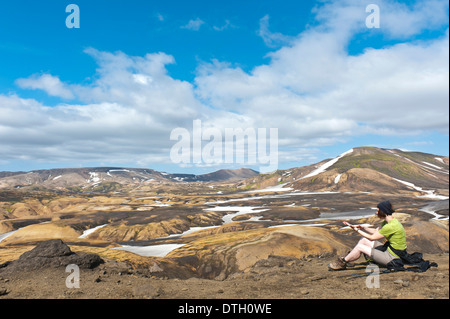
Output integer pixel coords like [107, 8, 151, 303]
[237, 146, 449, 196]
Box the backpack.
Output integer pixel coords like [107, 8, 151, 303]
[384, 242, 438, 272]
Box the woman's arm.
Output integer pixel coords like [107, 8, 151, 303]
[343, 222, 378, 235]
[356, 228, 385, 241]
[343, 222, 384, 240]
[359, 225, 377, 234]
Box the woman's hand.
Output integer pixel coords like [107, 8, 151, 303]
[343, 221, 352, 227]
[343, 221, 360, 231]
[345, 222, 385, 241]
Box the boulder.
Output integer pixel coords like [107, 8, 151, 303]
[18, 238, 72, 260]
[0, 239, 103, 273]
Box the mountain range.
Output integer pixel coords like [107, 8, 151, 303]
[0, 167, 259, 191]
[237, 146, 448, 197]
[0, 146, 448, 197]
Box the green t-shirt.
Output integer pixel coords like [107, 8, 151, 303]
[379, 218, 407, 258]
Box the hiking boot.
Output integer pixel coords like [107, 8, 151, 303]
[344, 251, 355, 267]
[328, 257, 347, 271]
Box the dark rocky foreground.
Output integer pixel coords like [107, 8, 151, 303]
[0, 239, 448, 299]
[0, 239, 103, 274]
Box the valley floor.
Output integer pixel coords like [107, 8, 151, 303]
[1, 253, 448, 300]
[0, 187, 448, 304]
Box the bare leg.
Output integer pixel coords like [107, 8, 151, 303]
[344, 237, 374, 262]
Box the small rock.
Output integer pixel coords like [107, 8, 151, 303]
[394, 279, 403, 285]
[300, 289, 309, 295]
[149, 262, 163, 273]
[394, 279, 409, 287]
[0, 288, 8, 296]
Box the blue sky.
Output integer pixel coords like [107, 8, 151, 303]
[0, 0, 448, 174]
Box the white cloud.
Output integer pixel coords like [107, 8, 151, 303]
[0, 48, 247, 166]
[380, 0, 449, 38]
[312, 0, 449, 39]
[213, 20, 235, 31]
[196, 1, 449, 142]
[181, 18, 205, 31]
[156, 12, 165, 22]
[1, 0, 448, 169]
[258, 15, 294, 48]
[16, 74, 74, 99]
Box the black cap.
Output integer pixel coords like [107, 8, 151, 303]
[377, 201, 395, 215]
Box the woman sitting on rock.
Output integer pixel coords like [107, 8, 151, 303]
[328, 200, 406, 271]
